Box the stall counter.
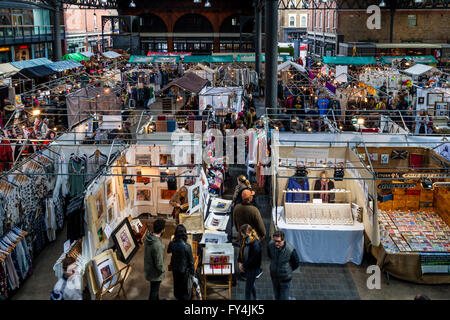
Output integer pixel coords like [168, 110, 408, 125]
[273, 207, 364, 265]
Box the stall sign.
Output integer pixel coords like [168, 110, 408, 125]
[376, 172, 449, 179]
[378, 182, 417, 189]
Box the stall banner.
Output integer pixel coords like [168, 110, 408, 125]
[376, 172, 449, 179]
[378, 182, 417, 190]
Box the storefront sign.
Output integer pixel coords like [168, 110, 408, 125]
[378, 182, 417, 189]
[0, 47, 10, 52]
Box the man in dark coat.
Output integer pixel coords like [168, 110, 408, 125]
[144, 218, 166, 300]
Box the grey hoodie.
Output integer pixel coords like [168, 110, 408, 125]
[144, 232, 165, 282]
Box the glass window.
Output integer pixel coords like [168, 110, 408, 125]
[327, 12, 330, 28]
[408, 15, 416, 27]
[0, 9, 12, 37]
[300, 15, 307, 27]
[289, 15, 295, 27]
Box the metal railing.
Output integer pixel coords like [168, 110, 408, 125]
[0, 25, 65, 45]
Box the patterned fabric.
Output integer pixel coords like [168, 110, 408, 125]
[0, 262, 8, 298]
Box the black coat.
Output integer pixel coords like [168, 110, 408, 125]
[238, 238, 262, 271]
[167, 239, 195, 274]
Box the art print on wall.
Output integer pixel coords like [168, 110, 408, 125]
[188, 182, 202, 214]
[106, 179, 114, 202]
[135, 185, 153, 206]
[369, 153, 378, 162]
[418, 97, 424, 104]
[427, 92, 443, 107]
[111, 219, 139, 264]
[159, 154, 173, 166]
[435, 101, 448, 117]
[135, 154, 151, 166]
[94, 188, 106, 220]
[380, 154, 389, 164]
[136, 169, 150, 184]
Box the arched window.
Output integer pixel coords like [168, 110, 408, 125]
[289, 15, 295, 27]
[300, 15, 307, 27]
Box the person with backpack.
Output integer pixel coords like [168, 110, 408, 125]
[267, 230, 300, 300]
[167, 224, 195, 300]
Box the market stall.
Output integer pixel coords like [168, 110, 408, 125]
[184, 63, 217, 83]
[198, 86, 243, 114]
[356, 145, 450, 284]
[271, 140, 376, 265]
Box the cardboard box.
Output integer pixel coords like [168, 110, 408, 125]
[394, 194, 407, 202]
[406, 200, 420, 210]
[378, 200, 393, 210]
[392, 188, 406, 195]
[419, 192, 434, 202]
[406, 189, 420, 196]
[419, 201, 433, 208]
[393, 200, 406, 210]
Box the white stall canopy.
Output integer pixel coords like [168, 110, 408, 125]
[199, 86, 243, 113]
[402, 63, 437, 76]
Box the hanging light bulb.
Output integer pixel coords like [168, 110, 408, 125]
[379, 0, 386, 7]
[204, 0, 211, 7]
[129, 0, 136, 7]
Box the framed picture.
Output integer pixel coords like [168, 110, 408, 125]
[427, 92, 443, 107]
[106, 179, 113, 201]
[435, 101, 448, 117]
[136, 169, 150, 184]
[111, 218, 139, 263]
[94, 188, 106, 220]
[418, 97, 425, 104]
[135, 154, 151, 166]
[380, 154, 389, 164]
[92, 251, 118, 289]
[135, 185, 153, 205]
[159, 154, 173, 166]
[160, 188, 176, 201]
[188, 182, 202, 214]
[369, 153, 378, 161]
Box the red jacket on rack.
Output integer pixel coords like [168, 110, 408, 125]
[0, 139, 13, 171]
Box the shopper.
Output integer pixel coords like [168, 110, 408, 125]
[169, 186, 188, 224]
[267, 230, 300, 300]
[50, 256, 83, 300]
[167, 224, 195, 301]
[238, 224, 262, 300]
[233, 189, 266, 240]
[144, 218, 166, 300]
[232, 175, 253, 209]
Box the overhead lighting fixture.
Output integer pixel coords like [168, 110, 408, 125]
[204, 0, 211, 7]
[193, 0, 201, 3]
[32, 109, 41, 116]
[129, 0, 136, 7]
[357, 118, 365, 125]
[421, 179, 433, 190]
[379, 0, 386, 7]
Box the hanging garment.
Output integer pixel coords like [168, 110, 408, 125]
[66, 196, 85, 242]
[0, 139, 13, 172]
[0, 262, 8, 298]
[86, 152, 108, 184]
[286, 177, 310, 203]
[68, 156, 86, 198]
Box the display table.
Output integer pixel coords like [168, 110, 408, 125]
[273, 207, 364, 265]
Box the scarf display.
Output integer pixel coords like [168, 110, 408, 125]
[320, 180, 329, 203]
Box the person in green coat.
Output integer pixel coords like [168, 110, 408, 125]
[144, 218, 166, 300]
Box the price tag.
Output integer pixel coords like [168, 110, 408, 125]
[104, 224, 113, 239]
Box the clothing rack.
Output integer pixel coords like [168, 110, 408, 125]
[0, 229, 28, 263]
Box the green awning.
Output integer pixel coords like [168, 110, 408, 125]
[379, 55, 438, 65]
[62, 53, 89, 62]
[183, 55, 234, 63]
[129, 55, 179, 64]
[236, 54, 291, 63]
[322, 56, 377, 65]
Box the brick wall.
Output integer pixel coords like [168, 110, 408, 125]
[338, 10, 450, 43]
[65, 6, 117, 33]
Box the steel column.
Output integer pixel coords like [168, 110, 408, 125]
[264, 0, 278, 112]
[255, 3, 262, 77]
[53, 1, 62, 60]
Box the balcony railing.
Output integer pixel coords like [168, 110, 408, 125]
[0, 25, 65, 46]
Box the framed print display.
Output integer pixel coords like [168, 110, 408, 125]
[92, 250, 118, 289]
[106, 179, 114, 202]
[435, 101, 448, 117]
[369, 153, 378, 162]
[427, 92, 443, 107]
[135, 185, 153, 205]
[136, 169, 150, 184]
[380, 154, 389, 164]
[111, 218, 139, 263]
[188, 182, 202, 214]
[135, 153, 151, 166]
[418, 97, 425, 104]
[159, 154, 173, 166]
[160, 188, 176, 201]
[94, 188, 106, 220]
[107, 202, 116, 224]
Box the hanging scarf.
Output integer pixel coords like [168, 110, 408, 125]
[320, 180, 329, 203]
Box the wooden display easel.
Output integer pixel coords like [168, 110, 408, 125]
[201, 262, 232, 300]
[95, 264, 131, 300]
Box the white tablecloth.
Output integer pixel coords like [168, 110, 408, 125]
[273, 207, 364, 265]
